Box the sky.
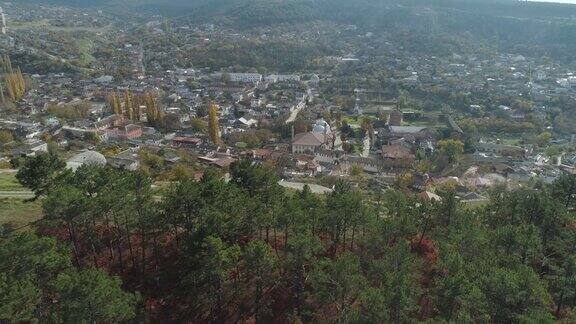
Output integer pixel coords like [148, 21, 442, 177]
[530, 0, 576, 3]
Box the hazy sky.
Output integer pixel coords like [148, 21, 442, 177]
[531, 0, 576, 3]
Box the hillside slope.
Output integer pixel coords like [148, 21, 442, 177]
[16, 0, 576, 61]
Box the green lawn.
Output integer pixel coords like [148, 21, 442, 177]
[0, 198, 43, 230]
[0, 172, 40, 230]
[0, 172, 26, 191]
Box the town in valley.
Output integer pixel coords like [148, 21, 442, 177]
[2, 0, 576, 322]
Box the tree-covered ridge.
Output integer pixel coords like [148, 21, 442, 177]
[177, 0, 576, 60]
[15, 0, 576, 60]
[3, 154, 576, 322]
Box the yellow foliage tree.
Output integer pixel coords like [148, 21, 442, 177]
[5, 69, 26, 102]
[143, 92, 163, 127]
[124, 90, 134, 120]
[106, 92, 123, 116]
[208, 102, 221, 146]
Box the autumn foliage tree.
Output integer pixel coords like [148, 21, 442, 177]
[124, 90, 134, 120]
[1, 55, 26, 102]
[5, 71, 26, 102]
[143, 92, 163, 127]
[106, 91, 123, 116]
[208, 101, 221, 146]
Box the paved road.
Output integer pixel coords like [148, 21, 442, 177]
[285, 102, 306, 124]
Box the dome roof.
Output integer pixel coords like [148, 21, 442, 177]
[66, 150, 107, 171]
[312, 118, 331, 134]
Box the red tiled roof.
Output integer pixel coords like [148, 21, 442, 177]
[292, 132, 326, 146]
[173, 136, 202, 143]
[382, 144, 414, 159]
[211, 157, 236, 168]
[251, 149, 271, 158]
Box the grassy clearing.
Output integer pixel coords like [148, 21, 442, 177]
[0, 198, 43, 230]
[0, 172, 26, 191]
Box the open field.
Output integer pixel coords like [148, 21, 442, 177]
[0, 198, 43, 230]
[0, 171, 26, 191]
[0, 171, 41, 230]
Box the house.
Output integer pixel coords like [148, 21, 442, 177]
[105, 124, 143, 141]
[309, 74, 320, 85]
[243, 149, 272, 162]
[265, 74, 301, 83]
[381, 144, 415, 169]
[94, 114, 125, 131]
[107, 148, 140, 171]
[11, 139, 48, 157]
[459, 192, 488, 204]
[388, 110, 403, 126]
[341, 156, 381, 173]
[214, 73, 262, 83]
[389, 126, 429, 136]
[291, 132, 330, 154]
[62, 126, 99, 139]
[314, 149, 346, 164]
[420, 191, 442, 202]
[198, 155, 237, 169]
[382, 125, 434, 143]
[237, 116, 258, 128]
[476, 142, 525, 158]
[172, 136, 203, 149]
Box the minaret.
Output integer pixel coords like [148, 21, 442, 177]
[0, 7, 6, 35]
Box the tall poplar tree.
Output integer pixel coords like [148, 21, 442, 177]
[208, 102, 221, 146]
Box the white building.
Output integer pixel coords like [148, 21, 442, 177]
[66, 151, 107, 171]
[11, 139, 48, 157]
[214, 73, 262, 83]
[265, 74, 301, 83]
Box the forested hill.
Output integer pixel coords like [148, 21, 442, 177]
[171, 0, 576, 61]
[19, 0, 576, 60]
[18, 0, 576, 20]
